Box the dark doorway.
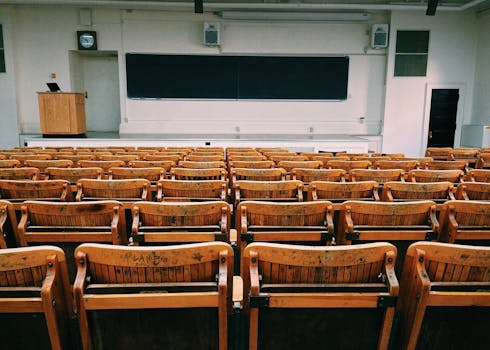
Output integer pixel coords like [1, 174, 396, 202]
[427, 89, 459, 147]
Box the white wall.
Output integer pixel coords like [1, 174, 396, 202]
[472, 11, 490, 125]
[120, 11, 387, 136]
[382, 11, 478, 156]
[0, 6, 20, 148]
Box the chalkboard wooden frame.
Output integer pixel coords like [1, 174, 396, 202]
[126, 53, 349, 100]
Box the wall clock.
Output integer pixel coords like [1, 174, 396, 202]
[77, 31, 97, 50]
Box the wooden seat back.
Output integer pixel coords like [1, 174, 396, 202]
[76, 179, 151, 202]
[398, 242, 490, 350]
[476, 152, 490, 168]
[408, 169, 464, 183]
[425, 147, 453, 160]
[308, 181, 379, 202]
[186, 154, 224, 162]
[270, 155, 308, 163]
[0, 167, 41, 180]
[243, 242, 398, 350]
[129, 160, 176, 172]
[24, 159, 73, 174]
[0, 159, 21, 168]
[439, 200, 490, 243]
[349, 169, 405, 183]
[178, 160, 226, 169]
[426, 160, 468, 171]
[45, 167, 103, 183]
[109, 167, 165, 182]
[131, 201, 231, 244]
[0, 246, 72, 350]
[381, 181, 455, 202]
[55, 154, 96, 164]
[233, 180, 303, 206]
[74, 242, 233, 350]
[231, 168, 286, 183]
[466, 169, 490, 182]
[157, 179, 228, 202]
[455, 182, 490, 200]
[227, 155, 266, 162]
[18, 200, 126, 246]
[325, 160, 372, 171]
[0, 180, 72, 202]
[144, 153, 183, 163]
[228, 160, 275, 169]
[78, 160, 126, 173]
[292, 168, 346, 183]
[171, 167, 227, 181]
[276, 160, 322, 173]
[375, 160, 420, 171]
[0, 200, 18, 248]
[99, 154, 139, 163]
[10, 153, 52, 165]
[337, 200, 439, 245]
[236, 201, 334, 248]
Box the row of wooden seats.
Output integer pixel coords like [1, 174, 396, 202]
[1, 241, 488, 349]
[1, 179, 489, 207]
[425, 147, 490, 168]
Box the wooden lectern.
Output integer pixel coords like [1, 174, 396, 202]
[37, 92, 86, 137]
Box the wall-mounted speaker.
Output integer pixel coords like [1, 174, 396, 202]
[371, 24, 389, 49]
[203, 22, 220, 46]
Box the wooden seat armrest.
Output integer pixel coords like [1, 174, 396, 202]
[344, 205, 354, 233]
[384, 250, 399, 295]
[373, 185, 380, 201]
[310, 184, 318, 201]
[234, 185, 241, 207]
[111, 205, 121, 244]
[73, 251, 88, 314]
[240, 206, 248, 237]
[131, 206, 140, 235]
[141, 184, 149, 201]
[446, 205, 459, 237]
[383, 185, 394, 202]
[326, 205, 334, 234]
[75, 183, 83, 201]
[233, 276, 244, 306]
[156, 182, 163, 201]
[429, 205, 440, 233]
[60, 182, 70, 201]
[229, 229, 238, 244]
[297, 184, 304, 202]
[249, 251, 260, 296]
[448, 186, 456, 200]
[220, 207, 228, 234]
[220, 183, 227, 202]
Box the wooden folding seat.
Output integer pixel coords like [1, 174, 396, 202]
[0, 200, 18, 248]
[270, 155, 308, 163]
[451, 148, 480, 166]
[18, 200, 126, 247]
[236, 201, 334, 250]
[137, 146, 163, 152]
[231, 168, 286, 183]
[307, 181, 380, 202]
[44, 167, 103, 183]
[157, 179, 228, 202]
[408, 169, 464, 183]
[426, 160, 468, 172]
[79, 151, 112, 160]
[228, 160, 275, 169]
[109, 167, 165, 182]
[10, 153, 52, 165]
[381, 181, 455, 202]
[0, 246, 73, 350]
[352, 156, 392, 163]
[178, 160, 226, 169]
[53, 152, 75, 159]
[312, 155, 350, 163]
[455, 182, 490, 200]
[341, 152, 370, 159]
[233, 180, 303, 206]
[99, 154, 139, 163]
[371, 153, 405, 158]
[36, 149, 58, 154]
[466, 169, 490, 182]
[438, 200, 490, 244]
[78, 160, 126, 173]
[0, 167, 41, 180]
[0, 180, 73, 202]
[425, 147, 452, 160]
[1, 152, 35, 160]
[74, 242, 234, 349]
[195, 147, 224, 152]
[131, 201, 231, 245]
[166, 146, 194, 153]
[227, 155, 266, 162]
[24, 159, 73, 174]
[349, 169, 405, 183]
[258, 148, 289, 154]
[375, 159, 420, 171]
[0, 159, 21, 168]
[129, 160, 176, 172]
[13, 146, 42, 151]
[397, 242, 490, 350]
[338, 200, 439, 244]
[0, 155, 5, 160]
[76, 179, 151, 202]
[171, 167, 227, 181]
[55, 153, 96, 164]
[104, 147, 128, 153]
[116, 150, 151, 159]
[243, 242, 398, 350]
[187, 154, 225, 162]
[300, 152, 333, 159]
[475, 152, 490, 168]
[276, 160, 322, 173]
[144, 154, 183, 163]
[325, 160, 372, 171]
[292, 168, 346, 183]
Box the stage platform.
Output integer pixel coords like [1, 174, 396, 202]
[23, 132, 371, 153]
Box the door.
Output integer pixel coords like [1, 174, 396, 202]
[427, 89, 459, 147]
[70, 51, 120, 132]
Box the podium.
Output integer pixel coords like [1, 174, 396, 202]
[37, 92, 86, 137]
